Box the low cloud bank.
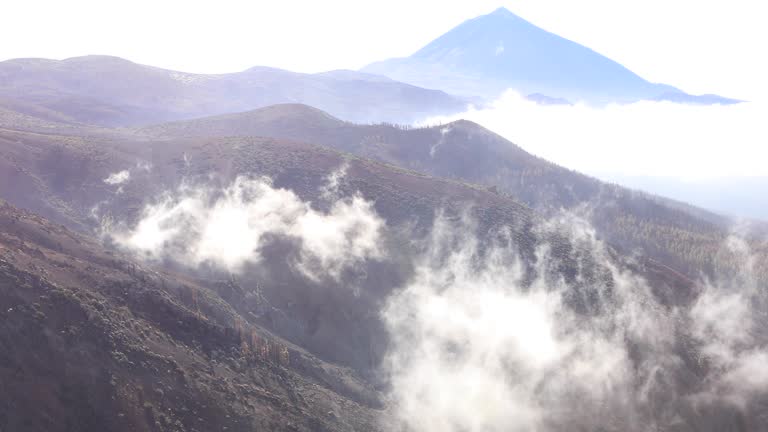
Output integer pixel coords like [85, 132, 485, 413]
[107, 175, 384, 281]
[421, 91, 768, 180]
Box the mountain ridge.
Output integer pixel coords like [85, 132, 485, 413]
[0, 55, 467, 126]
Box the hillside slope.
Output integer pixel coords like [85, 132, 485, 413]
[0, 200, 386, 432]
[3, 112, 768, 431]
[0, 122, 542, 371]
[140, 104, 749, 279]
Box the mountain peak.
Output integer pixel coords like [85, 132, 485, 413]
[479, 6, 531, 25]
[362, 9, 693, 102]
[488, 7, 516, 17]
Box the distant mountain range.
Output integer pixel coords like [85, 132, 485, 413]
[0, 8, 741, 133]
[363, 7, 740, 104]
[0, 55, 466, 126]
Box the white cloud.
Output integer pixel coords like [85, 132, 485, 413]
[422, 91, 768, 179]
[382, 213, 677, 432]
[689, 234, 768, 406]
[290, 195, 383, 280]
[319, 160, 349, 200]
[429, 126, 452, 158]
[103, 169, 130, 185]
[135, 161, 152, 172]
[109, 176, 384, 280]
[383, 210, 768, 431]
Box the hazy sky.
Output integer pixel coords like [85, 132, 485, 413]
[3, 0, 767, 101]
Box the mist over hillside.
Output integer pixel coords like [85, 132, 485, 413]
[1, 3, 765, 432]
[2, 105, 768, 432]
